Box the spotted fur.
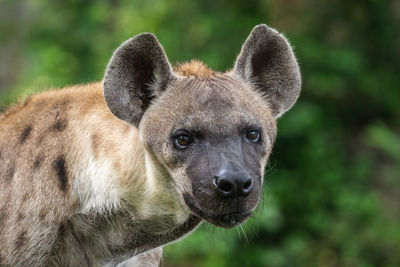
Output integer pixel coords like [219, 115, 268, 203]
[0, 24, 300, 266]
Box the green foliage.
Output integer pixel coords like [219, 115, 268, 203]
[1, 0, 399, 266]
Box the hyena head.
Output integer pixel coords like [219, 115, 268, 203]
[103, 25, 300, 228]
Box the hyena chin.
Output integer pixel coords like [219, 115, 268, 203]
[0, 24, 300, 266]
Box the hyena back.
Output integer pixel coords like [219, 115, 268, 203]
[0, 25, 300, 266]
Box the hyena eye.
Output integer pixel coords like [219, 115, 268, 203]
[174, 134, 193, 149]
[246, 130, 261, 143]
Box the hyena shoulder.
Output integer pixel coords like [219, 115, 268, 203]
[0, 83, 106, 265]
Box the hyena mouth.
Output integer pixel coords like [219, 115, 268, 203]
[183, 194, 251, 228]
[206, 211, 251, 228]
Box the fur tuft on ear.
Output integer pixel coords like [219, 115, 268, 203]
[103, 33, 176, 126]
[234, 24, 301, 118]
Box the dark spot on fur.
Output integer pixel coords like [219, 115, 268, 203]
[0, 207, 7, 228]
[50, 101, 69, 132]
[35, 99, 46, 109]
[52, 119, 67, 132]
[91, 133, 100, 157]
[5, 163, 15, 183]
[53, 100, 69, 110]
[15, 230, 27, 250]
[17, 212, 24, 222]
[22, 193, 30, 202]
[39, 209, 48, 220]
[58, 223, 66, 237]
[20, 125, 32, 144]
[54, 156, 68, 192]
[33, 155, 43, 169]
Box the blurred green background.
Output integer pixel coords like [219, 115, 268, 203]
[1, 0, 400, 266]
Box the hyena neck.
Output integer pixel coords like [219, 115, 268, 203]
[48, 82, 199, 263]
[70, 82, 192, 225]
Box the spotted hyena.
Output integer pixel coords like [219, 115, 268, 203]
[0, 24, 300, 266]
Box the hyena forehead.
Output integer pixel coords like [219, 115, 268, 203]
[141, 71, 276, 137]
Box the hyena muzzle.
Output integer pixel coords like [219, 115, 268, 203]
[0, 24, 300, 266]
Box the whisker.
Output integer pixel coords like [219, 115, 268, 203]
[236, 226, 241, 240]
[239, 225, 249, 245]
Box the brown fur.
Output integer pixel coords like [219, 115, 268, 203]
[174, 60, 216, 78]
[0, 83, 132, 265]
[0, 82, 200, 265]
[0, 24, 300, 266]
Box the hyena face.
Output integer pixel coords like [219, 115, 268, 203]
[104, 25, 300, 228]
[139, 76, 277, 227]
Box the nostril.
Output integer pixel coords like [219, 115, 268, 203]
[213, 176, 235, 198]
[219, 180, 233, 193]
[240, 177, 254, 196]
[243, 180, 252, 190]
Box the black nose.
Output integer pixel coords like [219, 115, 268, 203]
[213, 172, 254, 199]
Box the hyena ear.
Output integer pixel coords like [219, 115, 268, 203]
[103, 33, 176, 126]
[234, 24, 301, 118]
